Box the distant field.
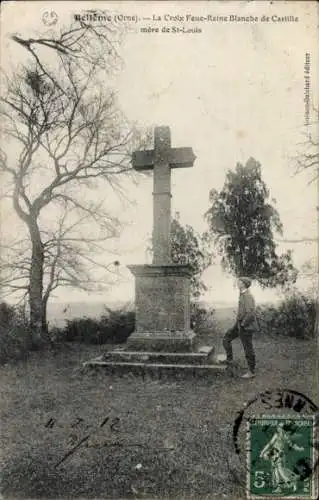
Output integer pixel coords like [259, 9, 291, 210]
[47, 301, 237, 329]
[47, 301, 135, 328]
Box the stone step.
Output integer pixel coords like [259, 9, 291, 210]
[82, 358, 227, 379]
[101, 346, 214, 365]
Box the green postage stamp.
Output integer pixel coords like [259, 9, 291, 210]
[247, 415, 318, 499]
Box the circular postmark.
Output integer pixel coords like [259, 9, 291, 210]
[42, 11, 58, 26]
[228, 388, 318, 497]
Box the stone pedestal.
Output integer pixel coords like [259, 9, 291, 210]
[127, 264, 196, 352]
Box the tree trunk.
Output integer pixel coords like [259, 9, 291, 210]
[41, 296, 52, 344]
[316, 300, 319, 347]
[28, 219, 44, 341]
[42, 299, 48, 334]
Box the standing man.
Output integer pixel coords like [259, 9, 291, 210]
[223, 277, 257, 379]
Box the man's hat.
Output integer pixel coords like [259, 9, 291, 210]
[239, 277, 252, 288]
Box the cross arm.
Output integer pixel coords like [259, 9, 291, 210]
[132, 147, 196, 171]
[169, 147, 196, 168]
[132, 149, 154, 171]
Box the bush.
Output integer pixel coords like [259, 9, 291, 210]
[100, 307, 135, 343]
[190, 302, 214, 333]
[256, 292, 317, 339]
[55, 305, 135, 345]
[0, 302, 36, 364]
[62, 317, 101, 343]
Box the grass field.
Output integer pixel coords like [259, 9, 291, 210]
[0, 311, 318, 499]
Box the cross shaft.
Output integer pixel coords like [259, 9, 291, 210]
[132, 126, 195, 264]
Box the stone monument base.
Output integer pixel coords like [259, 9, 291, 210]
[127, 263, 195, 352]
[82, 263, 228, 378]
[126, 330, 197, 353]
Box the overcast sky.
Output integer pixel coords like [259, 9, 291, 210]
[1, 1, 318, 306]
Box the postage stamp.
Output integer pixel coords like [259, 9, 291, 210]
[246, 415, 318, 499]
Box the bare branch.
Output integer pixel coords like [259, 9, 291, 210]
[0, 19, 149, 331]
[294, 107, 319, 180]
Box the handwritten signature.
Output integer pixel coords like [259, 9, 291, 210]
[45, 414, 174, 468]
[45, 415, 122, 468]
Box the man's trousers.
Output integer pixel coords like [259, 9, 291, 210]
[223, 323, 256, 373]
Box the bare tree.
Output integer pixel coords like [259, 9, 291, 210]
[0, 19, 147, 338]
[293, 107, 319, 340]
[282, 107, 319, 245]
[10, 10, 125, 78]
[1, 205, 124, 332]
[296, 107, 319, 182]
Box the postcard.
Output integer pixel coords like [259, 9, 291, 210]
[0, 1, 318, 498]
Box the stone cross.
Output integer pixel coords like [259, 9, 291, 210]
[132, 126, 195, 264]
